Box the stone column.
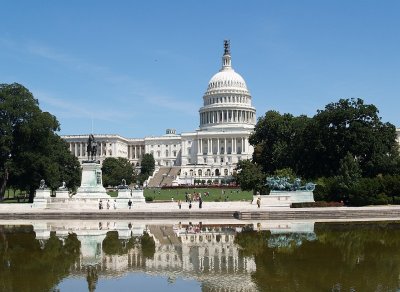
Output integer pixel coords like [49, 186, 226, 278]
[198, 139, 201, 154]
[224, 139, 227, 155]
[217, 139, 220, 154]
[233, 138, 236, 154]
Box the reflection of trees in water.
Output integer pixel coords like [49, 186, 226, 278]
[102, 231, 155, 259]
[235, 222, 400, 291]
[0, 226, 80, 292]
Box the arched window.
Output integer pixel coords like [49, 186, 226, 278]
[224, 169, 228, 175]
[198, 169, 202, 176]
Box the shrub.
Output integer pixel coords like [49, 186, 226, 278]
[145, 196, 153, 202]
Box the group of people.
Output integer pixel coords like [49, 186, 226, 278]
[98, 199, 117, 210]
[179, 191, 203, 209]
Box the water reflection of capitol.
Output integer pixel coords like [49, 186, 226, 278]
[30, 220, 315, 291]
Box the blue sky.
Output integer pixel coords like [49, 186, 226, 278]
[1, 1, 400, 137]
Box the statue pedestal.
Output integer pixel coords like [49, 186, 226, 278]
[117, 189, 131, 198]
[74, 161, 109, 199]
[115, 189, 145, 209]
[131, 189, 145, 203]
[56, 190, 69, 198]
[33, 189, 51, 208]
[115, 189, 131, 209]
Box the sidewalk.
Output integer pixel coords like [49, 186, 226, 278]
[2, 201, 400, 221]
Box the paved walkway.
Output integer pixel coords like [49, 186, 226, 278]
[1, 201, 400, 221]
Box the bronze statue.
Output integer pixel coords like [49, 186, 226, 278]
[86, 134, 97, 161]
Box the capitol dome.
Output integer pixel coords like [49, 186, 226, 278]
[206, 69, 248, 92]
[199, 40, 256, 131]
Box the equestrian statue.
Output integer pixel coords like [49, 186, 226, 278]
[86, 134, 98, 161]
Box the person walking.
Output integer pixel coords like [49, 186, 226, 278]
[178, 200, 182, 209]
[106, 200, 110, 210]
[113, 200, 117, 210]
[128, 199, 132, 209]
[99, 200, 103, 210]
[199, 196, 203, 209]
[256, 197, 261, 208]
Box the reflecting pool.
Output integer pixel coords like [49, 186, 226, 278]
[0, 219, 400, 291]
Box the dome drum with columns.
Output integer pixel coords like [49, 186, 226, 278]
[199, 40, 256, 131]
[62, 41, 256, 186]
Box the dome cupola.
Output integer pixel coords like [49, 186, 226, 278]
[199, 40, 256, 131]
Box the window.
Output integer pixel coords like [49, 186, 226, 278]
[173, 151, 177, 157]
[166, 150, 169, 157]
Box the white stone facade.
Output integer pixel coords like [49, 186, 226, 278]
[62, 41, 255, 184]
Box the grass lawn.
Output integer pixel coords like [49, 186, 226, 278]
[143, 188, 252, 202]
[0, 189, 29, 203]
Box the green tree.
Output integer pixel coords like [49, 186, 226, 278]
[0, 83, 81, 201]
[250, 99, 400, 179]
[332, 152, 362, 203]
[234, 160, 266, 194]
[304, 98, 399, 178]
[249, 111, 310, 175]
[102, 157, 134, 187]
[138, 153, 155, 184]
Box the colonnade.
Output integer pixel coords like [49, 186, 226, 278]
[68, 142, 110, 157]
[200, 109, 255, 126]
[127, 145, 145, 159]
[205, 95, 250, 105]
[196, 137, 247, 155]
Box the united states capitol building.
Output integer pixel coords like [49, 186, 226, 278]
[62, 41, 256, 186]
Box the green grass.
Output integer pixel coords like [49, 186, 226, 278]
[2, 188, 251, 203]
[143, 188, 252, 202]
[0, 189, 29, 203]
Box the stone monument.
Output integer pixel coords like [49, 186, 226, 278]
[264, 177, 315, 204]
[115, 179, 145, 209]
[33, 179, 52, 208]
[56, 181, 69, 198]
[74, 134, 110, 199]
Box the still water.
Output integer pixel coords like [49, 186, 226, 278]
[0, 219, 399, 292]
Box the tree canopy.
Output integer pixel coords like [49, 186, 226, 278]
[234, 160, 266, 194]
[250, 98, 400, 179]
[102, 157, 134, 187]
[0, 83, 81, 201]
[138, 153, 155, 185]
